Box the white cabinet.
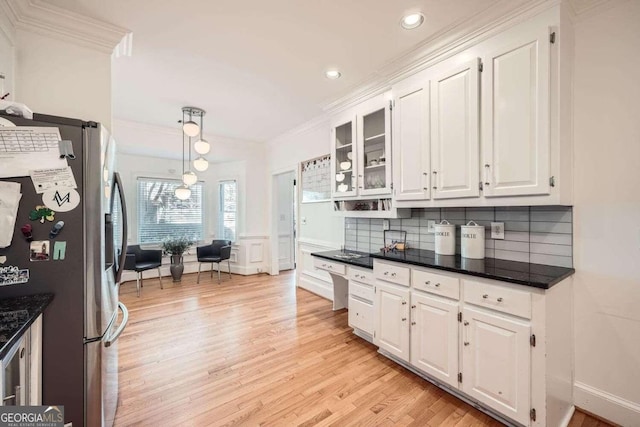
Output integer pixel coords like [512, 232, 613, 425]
[482, 27, 551, 197]
[410, 291, 459, 388]
[332, 95, 392, 200]
[331, 114, 358, 198]
[462, 305, 531, 426]
[375, 282, 410, 362]
[430, 58, 480, 199]
[392, 78, 430, 201]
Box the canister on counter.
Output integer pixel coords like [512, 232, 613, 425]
[434, 220, 456, 255]
[461, 220, 485, 259]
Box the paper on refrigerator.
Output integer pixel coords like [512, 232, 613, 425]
[0, 127, 68, 178]
[0, 181, 22, 248]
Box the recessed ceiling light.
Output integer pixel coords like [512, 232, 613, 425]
[401, 13, 424, 30]
[325, 70, 341, 80]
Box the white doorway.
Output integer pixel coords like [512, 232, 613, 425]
[274, 171, 296, 272]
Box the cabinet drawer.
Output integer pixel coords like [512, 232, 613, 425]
[350, 281, 374, 302]
[412, 269, 460, 300]
[348, 267, 375, 286]
[348, 296, 374, 335]
[313, 257, 346, 275]
[374, 261, 411, 287]
[463, 279, 531, 319]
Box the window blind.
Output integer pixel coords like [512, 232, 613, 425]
[218, 180, 237, 242]
[137, 177, 204, 244]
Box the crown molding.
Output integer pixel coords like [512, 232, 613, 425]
[567, 0, 614, 21]
[1, 0, 130, 54]
[0, 1, 15, 45]
[319, 0, 560, 115]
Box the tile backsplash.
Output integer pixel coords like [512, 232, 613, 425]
[344, 206, 573, 268]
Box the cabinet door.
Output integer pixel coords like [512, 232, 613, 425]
[332, 115, 358, 198]
[1, 334, 28, 406]
[410, 292, 459, 388]
[375, 283, 410, 362]
[430, 58, 480, 199]
[482, 27, 550, 197]
[393, 83, 430, 201]
[358, 102, 391, 196]
[462, 306, 531, 426]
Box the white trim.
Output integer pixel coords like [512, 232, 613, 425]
[1, 0, 130, 54]
[297, 274, 333, 302]
[574, 381, 640, 426]
[238, 234, 269, 240]
[0, 1, 15, 44]
[297, 238, 339, 249]
[558, 406, 575, 427]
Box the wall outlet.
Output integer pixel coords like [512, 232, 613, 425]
[491, 222, 505, 239]
[383, 219, 390, 231]
[427, 220, 436, 233]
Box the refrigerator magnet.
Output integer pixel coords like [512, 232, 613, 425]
[53, 241, 66, 260]
[42, 188, 80, 212]
[30, 240, 50, 262]
[29, 205, 55, 223]
[0, 265, 29, 286]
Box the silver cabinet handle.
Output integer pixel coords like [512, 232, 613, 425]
[322, 263, 327, 267]
[401, 301, 407, 305]
[432, 171, 438, 190]
[384, 271, 389, 276]
[411, 305, 416, 309]
[435, 283, 441, 288]
[402, 317, 407, 322]
[355, 274, 360, 278]
[361, 275, 366, 280]
[483, 294, 489, 299]
[464, 321, 469, 326]
[327, 265, 333, 269]
[391, 272, 397, 277]
[484, 164, 491, 186]
[411, 321, 416, 325]
[425, 281, 431, 285]
[497, 297, 503, 302]
[464, 342, 469, 346]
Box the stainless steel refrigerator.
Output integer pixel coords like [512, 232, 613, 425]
[0, 111, 128, 427]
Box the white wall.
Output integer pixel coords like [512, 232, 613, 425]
[572, 1, 640, 425]
[0, 17, 14, 101]
[14, 29, 112, 127]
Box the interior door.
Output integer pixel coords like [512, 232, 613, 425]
[430, 58, 480, 199]
[276, 171, 295, 271]
[375, 283, 410, 362]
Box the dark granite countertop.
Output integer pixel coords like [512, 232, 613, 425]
[0, 294, 53, 359]
[370, 249, 574, 289]
[311, 249, 574, 289]
[311, 250, 373, 270]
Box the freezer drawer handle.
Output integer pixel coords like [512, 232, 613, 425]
[105, 302, 129, 347]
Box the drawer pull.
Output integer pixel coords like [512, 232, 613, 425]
[411, 321, 416, 325]
[384, 271, 389, 276]
[425, 281, 431, 285]
[327, 265, 333, 269]
[402, 317, 407, 322]
[355, 274, 360, 278]
[322, 263, 327, 267]
[361, 276, 366, 280]
[411, 305, 416, 309]
[497, 297, 503, 302]
[464, 342, 469, 346]
[434, 283, 441, 288]
[401, 301, 407, 305]
[391, 272, 397, 277]
[483, 294, 489, 299]
[464, 321, 469, 326]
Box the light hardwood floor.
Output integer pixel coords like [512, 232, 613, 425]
[116, 271, 612, 427]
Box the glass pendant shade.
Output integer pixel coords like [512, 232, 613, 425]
[193, 156, 209, 172]
[182, 120, 200, 137]
[182, 170, 198, 186]
[174, 185, 191, 200]
[194, 138, 210, 155]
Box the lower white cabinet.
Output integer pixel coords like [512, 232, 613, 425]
[348, 296, 374, 335]
[462, 305, 531, 426]
[410, 291, 459, 389]
[374, 282, 410, 362]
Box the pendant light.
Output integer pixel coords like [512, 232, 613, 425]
[193, 156, 209, 171]
[192, 109, 210, 172]
[182, 108, 200, 137]
[175, 114, 191, 200]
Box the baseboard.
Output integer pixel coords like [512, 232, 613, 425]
[120, 260, 266, 283]
[558, 405, 575, 427]
[574, 381, 639, 426]
[298, 274, 333, 301]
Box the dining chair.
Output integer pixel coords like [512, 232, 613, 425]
[124, 245, 163, 297]
[196, 240, 232, 284]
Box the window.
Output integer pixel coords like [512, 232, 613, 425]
[218, 180, 237, 241]
[137, 177, 204, 244]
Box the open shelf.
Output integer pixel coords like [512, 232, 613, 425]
[364, 133, 385, 142]
[336, 169, 353, 174]
[333, 197, 410, 218]
[336, 143, 353, 150]
[364, 164, 386, 170]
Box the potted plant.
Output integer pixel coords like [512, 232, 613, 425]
[161, 236, 194, 282]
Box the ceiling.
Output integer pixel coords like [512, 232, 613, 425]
[48, 0, 506, 143]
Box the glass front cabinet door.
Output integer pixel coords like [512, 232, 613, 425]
[331, 115, 358, 198]
[331, 96, 392, 200]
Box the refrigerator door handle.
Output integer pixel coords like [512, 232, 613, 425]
[113, 171, 128, 284]
[105, 302, 129, 347]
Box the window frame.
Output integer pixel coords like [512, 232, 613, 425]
[218, 179, 238, 242]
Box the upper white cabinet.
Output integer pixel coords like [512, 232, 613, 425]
[482, 27, 551, 197]
[430, 58, 481, 200]
[392, 77, 430, 201]
[331, 113, 358, 198]
[332, 94, 392, 200]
